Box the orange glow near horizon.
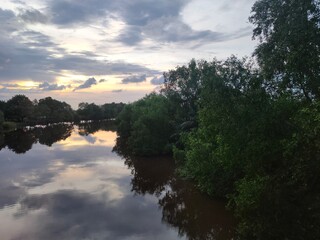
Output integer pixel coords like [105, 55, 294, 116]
[58, 130, 117, 149]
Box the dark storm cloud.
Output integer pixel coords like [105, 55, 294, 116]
[73, 77, 97, 91]
[121, 74, 146, 84]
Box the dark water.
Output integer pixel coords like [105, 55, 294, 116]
[0, 122, 235, 240]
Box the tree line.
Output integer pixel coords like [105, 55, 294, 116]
[0, 121, 116, 154]
[0, 95, 125, 130]
[115, 0, 320, 239]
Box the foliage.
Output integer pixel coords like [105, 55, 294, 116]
[115, 55, 320, 239]
[250, 0, 320, 100]
[0, 100, 6, 113]
[76, 102, 125, 121]
[35, 97, 75, 123]
[101, 102, 125, 119]
[5, 95, 34, 122]
[0, 95, 124, 128]
[2, 122, 17, 131]
[162, 59, 203, 124]
[0, 110, 3, 129]
[181, 57, 268, 197]
[77, 102, 104, 121]
[116, 93, 174, 156]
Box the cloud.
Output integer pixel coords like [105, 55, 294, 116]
[16, 189, 175, 240]
[43, 0, 250, 46]
[117, 26, 143, 46]
[121, 74, 146, 84]
[0, 182, 27, 209]
[38, 82, 68, 91]
[0, 83, 20, 88]
[99, 79, 106, 83]
[150, 76, 164, 85]
[48, 0, 114, 26]
[73, 77, 97, 91]
[117, 0, 188, 26]
[19, 30, 57, 48]
[0, 6, 159, 83]
[18, 8, 48, 24]
[111, 89, 123, 93]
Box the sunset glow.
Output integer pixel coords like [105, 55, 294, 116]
[0, 0, 256, 107]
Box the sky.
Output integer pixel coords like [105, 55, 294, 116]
[0, 0, 257, 108]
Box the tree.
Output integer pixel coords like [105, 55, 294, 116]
[162, 59, 203, 124]
[250, 0, 320, 100]
[101, 102, 125, 119]
[0, 100, 6, 113]
[0, 110, 4, 131]
[115, 93, 174, 156]
[76, 102, 103, 120]
[36, 97, 74, 123]
[5, 95, 34, 122]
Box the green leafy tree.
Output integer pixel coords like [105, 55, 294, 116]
[250, 0, 320, 100]
[162, 59, 203, 124]
[101, 102, 125, 119]
[36, 97, 74, 123]
[77, 102, 104, 120]
[0, 110, 4, 131]
[5, 95, 34, 122]
[0, 100, 6, 113]
[116, 93, 174, 156]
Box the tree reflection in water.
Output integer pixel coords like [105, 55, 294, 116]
[115, 147, 236, 240]
[78, 120, 116, 136]
[5, 129, 37, 154]
[3, 125, 74, 154]
[34, 125, 73, 147]
[1, 121, 116, 154]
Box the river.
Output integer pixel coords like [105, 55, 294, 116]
[0, 122, 235, 240]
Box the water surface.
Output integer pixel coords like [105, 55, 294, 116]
[0, 122, 235, 240]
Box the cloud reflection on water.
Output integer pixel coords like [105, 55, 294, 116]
[0, 122, 234, 240]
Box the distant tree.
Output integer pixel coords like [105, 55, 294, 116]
[101, 102, 125, 119]
[250, 0, 320, 100]
[5, 95, 34, 122]
[77, 102, 103, 120]
[0, 110, 4, 131]
[0, 100, 6, 113]
[36, 97, 74, 123]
